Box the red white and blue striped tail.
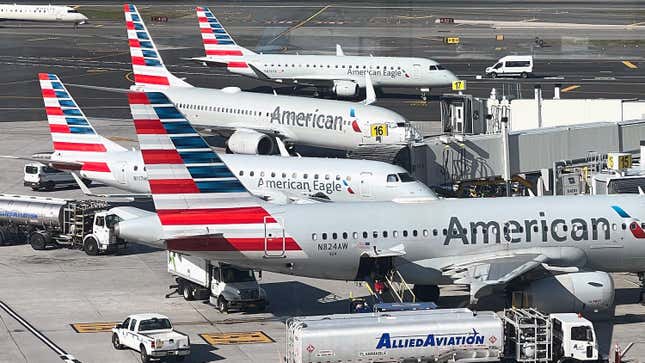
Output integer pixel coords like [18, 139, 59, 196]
[124, 4, 191, 89]
[39, 73, 125, 173]
[196, 6, 255, 75]
[129, 91, 304, 255]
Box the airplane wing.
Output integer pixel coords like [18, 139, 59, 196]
[0, 155, 83, 169]
[439, 253, 551, 303]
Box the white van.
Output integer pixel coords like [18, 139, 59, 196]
[24, 162, 78, 191]
[485, 55, 533, 78]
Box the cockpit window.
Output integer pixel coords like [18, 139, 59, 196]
[398, 173, 415, 182]
[386, 174, 399, 183]
[67, 9, 79, 13]
[430, 64, 446, 71]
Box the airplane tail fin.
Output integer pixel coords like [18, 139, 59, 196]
[39, 73, 127, 162]
[128, 90, 302, 254]
[196, 6, 256, 75]
[124, 4, 191, 89]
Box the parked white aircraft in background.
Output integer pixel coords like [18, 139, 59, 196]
[117, 88, 645, 315]
[23, 73, 434, 203]
[123, 4, 420, 155]
[0, 4, 87, 24]
[191, 7, 458, 99]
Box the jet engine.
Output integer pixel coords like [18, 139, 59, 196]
[227, 130, 275, 155]
[332, 80, 359, 97]
[516, 271, 614, 314]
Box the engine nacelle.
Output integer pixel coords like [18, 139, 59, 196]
[332, 80, 359, 97]
[227, 130, 275, 155]
[518, 271, 614, 314]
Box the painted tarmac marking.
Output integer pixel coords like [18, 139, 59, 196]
[0, 300, 81, 362]
[622, 61, 638, 69]
[561, 85, 581, 92]
[268, 4, 331, 44]
[70, 322, 118, 333]
[200, 331, 275, 345]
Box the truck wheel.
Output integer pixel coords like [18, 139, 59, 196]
[83, 237, 99, 256]
[521, 72, 528, 79]
[140, 345, 150, 363]
[31, 186, 39, 191]
[217, 296, 229, 314]
[182, 285, 194, 301]
[44, 181, 55, 191]
[0, 230, 7, 246]
[490, 72, 497, 79]
[112, 333, 124, 350]
[29, 233, 47, 250]
[412, 284, 440, 302]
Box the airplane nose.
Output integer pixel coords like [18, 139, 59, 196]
[444, 70, 459, 84]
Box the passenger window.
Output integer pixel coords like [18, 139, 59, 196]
[403, 230, 408, 237]
[282, 172, 287, 178]
[322, 233, 327, 240]
[432, 229, 438, 236]
[325, 174, 330, 180]
[413, 230, 418, 237]
[129, 319, 137, 331]
[336, 175, 341, 181]
[363, 232, 368, 238]
[122, 318, 130, 329]
[250, 171, 254, 177]
[494, 62, 502, 69]
[382, 231, 388, 238]
[373, 231, 378, 238]
[292, 173, 297, 178]
[423, 230, 429, 237]
[314, 174, 319, 180]
[271, 172, 276, 178]
[332, 233, 337, 240]
[342, 232, 348, 239]
[303, 173, 308, 179]
[239, 171, 244, 176]
[95, 216, 104, 227]
[352, 232, 358, 239]
[393, 231, 398, 238]
[312, 233, 317, 241]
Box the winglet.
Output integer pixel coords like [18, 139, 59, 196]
[363, 72, 376, 105]
[336, 44, 344, 56]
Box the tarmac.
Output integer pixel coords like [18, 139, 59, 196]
[0, 1, 644, 362]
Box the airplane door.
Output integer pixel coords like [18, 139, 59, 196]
[412, 63, 422, 78]
[115, 162, 127, 184]
[359, 172, 372, 198]
[264, 216, 286, 258]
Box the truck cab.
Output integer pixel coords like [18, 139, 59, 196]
[80, 211, 126, 255]
[23, 162, 77, 191]
[551, 313, 599, 362]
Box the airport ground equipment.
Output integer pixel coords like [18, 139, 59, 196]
[23, 162, 78, 191]
[485, 55, 534, 79]
[285, 307, 598, 363]
[112, 313, 190, 363]
[0, 194, 127, 254]
[167, 251, 267, 313]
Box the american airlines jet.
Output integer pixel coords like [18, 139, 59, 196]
[191, 7, 458, 99]
[29, 73, 433, 202]
[117, 90, 645, 314]
[0, 4, 88, 25]
[123, 4, 420, 155]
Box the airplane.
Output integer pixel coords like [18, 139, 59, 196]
[122, 4, 421, 156]
[190, 7, 459, 100]
[0, 4, 88, 25]
[116, 89, 645, 314]
[26, 73, 434, 202]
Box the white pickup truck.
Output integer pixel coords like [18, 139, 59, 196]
[112, 314, 190, 362]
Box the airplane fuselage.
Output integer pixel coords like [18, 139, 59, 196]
[157, 86, 415, 150]
[235, 54, 458, 88]
[0, 4, 87, 23]
[53, 149, 434, 202]
[165, 195, 645, 284]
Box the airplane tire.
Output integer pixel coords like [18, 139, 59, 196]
[413, 285, 440, 302]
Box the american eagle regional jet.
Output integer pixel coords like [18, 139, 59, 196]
[190, 7, 458, 99]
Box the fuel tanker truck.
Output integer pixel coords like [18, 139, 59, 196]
[0, 194, 150, 255]
[286, 307, 599, 363]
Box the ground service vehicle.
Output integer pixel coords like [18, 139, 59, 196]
[23, 162, 77, 191]
[167, 251, 267, 313]
[285, 308, 599, 363]
[0, 194, 128, 254]
[112, 313, 190, 363]
[485, 55, 533, 78]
